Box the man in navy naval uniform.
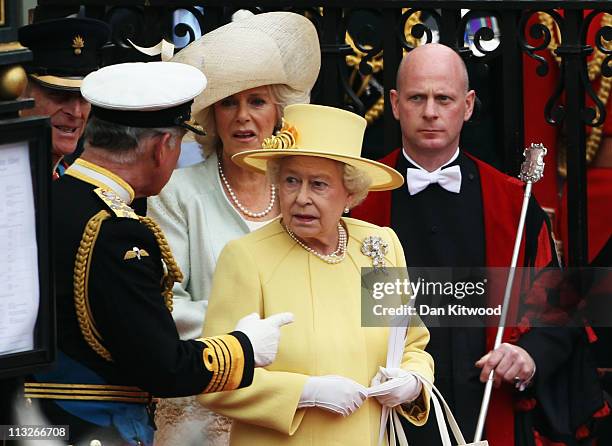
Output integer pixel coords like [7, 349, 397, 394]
[26, 61, 293, 446]
[18, 15, 110, 179]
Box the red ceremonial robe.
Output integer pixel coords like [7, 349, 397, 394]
[351, 149, 586, 445]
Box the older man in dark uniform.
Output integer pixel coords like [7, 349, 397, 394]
[18, 17, 109, 178]
[25, 61, 293, 446]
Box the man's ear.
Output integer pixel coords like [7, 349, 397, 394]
[151, 132, 172, 167]
[389, 89, 400, 121]
[464, 89, 476, 121]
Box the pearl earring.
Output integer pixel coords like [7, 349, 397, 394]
[344, 207, 350, 214]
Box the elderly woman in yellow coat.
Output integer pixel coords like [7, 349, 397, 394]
[199, 104, 434, 445]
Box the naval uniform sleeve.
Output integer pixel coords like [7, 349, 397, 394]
[86, 217, 254, 397]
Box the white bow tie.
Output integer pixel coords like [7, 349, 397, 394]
[406, 165, 462, 195]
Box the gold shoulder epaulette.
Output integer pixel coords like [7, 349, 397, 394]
[93, 187, 138, 220]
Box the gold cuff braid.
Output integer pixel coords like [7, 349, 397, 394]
[73, 212, 183, 362]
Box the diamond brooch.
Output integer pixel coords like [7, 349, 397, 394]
[361, 236, 389, 270]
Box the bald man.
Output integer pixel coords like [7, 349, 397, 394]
[353, 44, 604, 445]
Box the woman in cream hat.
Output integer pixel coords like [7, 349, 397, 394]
[199, 104, 434, 445]
[147, 11, 320, 446]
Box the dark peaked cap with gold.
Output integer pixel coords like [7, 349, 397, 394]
[81, 61, 207, 135]
[18, 18, 110, 91]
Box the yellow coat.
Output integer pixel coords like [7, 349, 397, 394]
[199, 218, 434, 445]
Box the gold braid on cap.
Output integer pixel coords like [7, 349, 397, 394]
[261, 119, 298, 149]
[73, 212, 183, 362]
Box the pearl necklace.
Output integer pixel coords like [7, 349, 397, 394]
[218, 158, 276, 218]
[283, 222, 347, 264]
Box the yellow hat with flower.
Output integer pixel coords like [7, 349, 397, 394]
[232, 104, 404, 191]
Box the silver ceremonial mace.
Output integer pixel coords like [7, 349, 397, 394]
[473, 143, 547, 442]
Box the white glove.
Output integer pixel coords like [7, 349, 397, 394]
[298, 375, 368, 417]
[234, 312, 294, 367]
[368, 367, 422, 408]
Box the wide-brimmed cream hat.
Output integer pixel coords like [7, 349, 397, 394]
[170, 11, 320, 115]
[232, 104, 404, 191]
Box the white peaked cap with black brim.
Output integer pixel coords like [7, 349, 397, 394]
[81, 61, 207, 135]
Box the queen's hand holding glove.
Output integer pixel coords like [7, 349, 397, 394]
[369, 367, 423, 408]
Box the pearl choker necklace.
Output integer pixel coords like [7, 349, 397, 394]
[283, 222, 347, 264]
[218, 158, 276, 218]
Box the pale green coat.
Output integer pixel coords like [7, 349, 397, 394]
[147, 152, 251, 340]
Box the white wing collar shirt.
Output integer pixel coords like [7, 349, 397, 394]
[404, 148, 462, 196]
